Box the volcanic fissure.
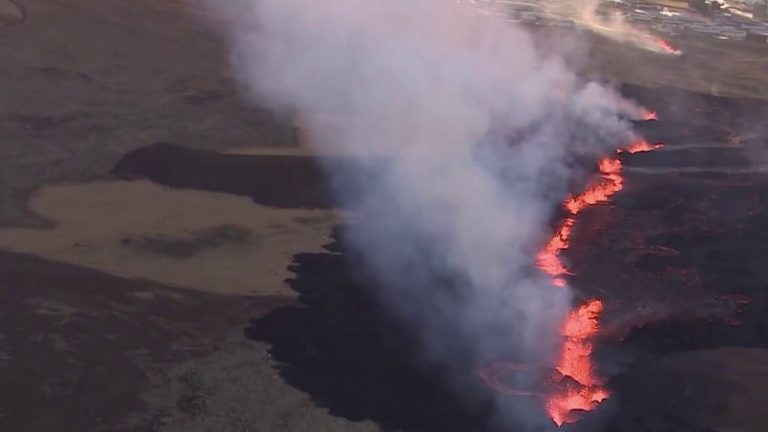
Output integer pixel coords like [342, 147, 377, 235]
[480, 125, 664, 426]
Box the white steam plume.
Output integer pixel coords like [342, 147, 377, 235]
[207, 0, 645, 428]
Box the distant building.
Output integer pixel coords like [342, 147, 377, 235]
[754, 0, 768, 21]
[605, 0, 631, 9]
[688, 0, 724, 15]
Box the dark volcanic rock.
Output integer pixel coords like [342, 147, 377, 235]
[112, 143, 353, 209]
[621, 84, 768, 141]
[623, 148, 752, 169]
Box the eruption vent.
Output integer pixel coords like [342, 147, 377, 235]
[482, 129, 663, 426]
[536, 155, 623, 425]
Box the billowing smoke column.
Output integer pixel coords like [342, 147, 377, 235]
[210, 0, 647, 427]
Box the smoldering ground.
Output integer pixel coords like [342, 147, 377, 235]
[203, 0, 650, 428]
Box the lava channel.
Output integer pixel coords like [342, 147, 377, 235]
[480, 130, 664, 426]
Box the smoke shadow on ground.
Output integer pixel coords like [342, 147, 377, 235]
[243, 228, 496, 432]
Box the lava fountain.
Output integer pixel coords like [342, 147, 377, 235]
[480, 129, 664, 426]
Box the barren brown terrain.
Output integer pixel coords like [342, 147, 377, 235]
[2, 1, 768, 432]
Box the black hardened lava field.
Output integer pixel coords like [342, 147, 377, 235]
[108, 85, 768, 431]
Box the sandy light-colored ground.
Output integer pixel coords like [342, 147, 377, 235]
[0, 180, 337, 296]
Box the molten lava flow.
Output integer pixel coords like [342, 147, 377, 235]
[481, 135, 662, 426]
[537, 157, 623, 280]
[546, 381, 609, 426]
[546, 299, 608, 426]
[536, 217, 574, 279]
[618, 139, 664, 154]
[655, 38, 682, 56]
[534, 158, 625, 425]
[563, 156, 623, 216]
[643, 110, 658, 121]
[559, 300, 603, 378]
[477, 363, 536, 396]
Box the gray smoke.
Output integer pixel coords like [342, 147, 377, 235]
[207, 0, 646, 428]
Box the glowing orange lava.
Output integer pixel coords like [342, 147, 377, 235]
[536, 217, 574, 277]
[643, 110, 658, 121]
[563, 156, 623, 215]
[546, 299, 607, 426]
[618, 139, 664, 154]
[547, 381, 609, 426]
[480, 135, 662, 426]
[655, 38, 681, 56]
[535, 157, 625, 425]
